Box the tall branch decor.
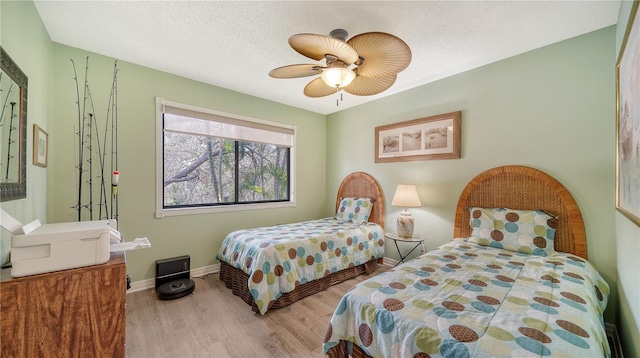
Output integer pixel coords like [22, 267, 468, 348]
[70, 58, 120, 222]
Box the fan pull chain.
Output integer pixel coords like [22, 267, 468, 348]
[336, 91, 343, 107]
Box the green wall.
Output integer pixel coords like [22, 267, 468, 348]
[0, 0, 52, 263]
[4, 1, 639, 355]
[327, 27, 618, 324]
[614, 2, 640, 357]
[49, 45, 327, 282]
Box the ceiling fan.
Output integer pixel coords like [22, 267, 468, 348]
[269, 29, 412, 99]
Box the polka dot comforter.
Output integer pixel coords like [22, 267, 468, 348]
[215, 217, 385, 315]
[324, 239, 610, 358]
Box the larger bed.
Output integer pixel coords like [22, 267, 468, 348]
[324, 165, 610, 358]
[216, 172, 386, 315]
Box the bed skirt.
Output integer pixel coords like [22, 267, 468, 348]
[219, 259, 378, 314]
[325, 340, 373, 358]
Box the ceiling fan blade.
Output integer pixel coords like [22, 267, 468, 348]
[343, 75, 397, 96]
[303, 77, 338, 98]
[269, 64, 323, 78]
[347, 32, 411, 78]
[289, 33, 359, 64]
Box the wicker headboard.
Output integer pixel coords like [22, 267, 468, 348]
[335, 172, 385, 228]
[453, 165, 587, 259]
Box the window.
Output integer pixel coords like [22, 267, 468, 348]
[155, 98, 295, 217]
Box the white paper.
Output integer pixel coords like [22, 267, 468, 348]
[0, 208, 24, 234]
[110, 237, 151, 252]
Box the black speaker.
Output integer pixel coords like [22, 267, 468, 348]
[155, 255, 195, 300]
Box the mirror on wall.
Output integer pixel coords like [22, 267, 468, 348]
[0, 47, 28, 201]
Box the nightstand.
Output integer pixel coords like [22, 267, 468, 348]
[385, 233, 425, 266]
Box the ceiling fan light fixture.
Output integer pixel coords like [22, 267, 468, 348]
[320, 67, 355, 88]
[272, 29, 411, 98]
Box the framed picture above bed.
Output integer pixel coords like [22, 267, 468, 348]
[616, 0, 640, 227]
[375, 111, 461, 163]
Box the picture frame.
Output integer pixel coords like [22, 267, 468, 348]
[616, 1, 640, 227]
[375, 111, 461, 163]
[33, 124, 48, 168]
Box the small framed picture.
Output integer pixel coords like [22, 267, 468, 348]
[33, 124, 48, 168]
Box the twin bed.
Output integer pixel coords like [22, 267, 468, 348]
[216, 172, 386, 315]
[216, 166, 610, 357]
[323, 166, 610, 357]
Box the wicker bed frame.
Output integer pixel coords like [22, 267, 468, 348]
[329, 165, 588, 358]
[219, 171, 386, 314]
[453, 165, 587, 259]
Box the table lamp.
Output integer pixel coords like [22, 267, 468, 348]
[391, 184, 422, 237]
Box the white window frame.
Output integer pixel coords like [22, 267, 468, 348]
[155, 97, 296, 218]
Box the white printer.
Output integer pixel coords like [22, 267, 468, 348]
[9, 219, 121, 277]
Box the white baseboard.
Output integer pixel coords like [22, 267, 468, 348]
[127, 263, 220, 294]
[382, 257, 398, 267]
[191, 263, 221, 278]
[127, 278, 154, 293]
[127, 258, 394, 294]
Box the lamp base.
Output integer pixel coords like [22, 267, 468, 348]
[397, 211, 414, 238]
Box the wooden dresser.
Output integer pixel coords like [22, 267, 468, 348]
[0, 252, 127, 357]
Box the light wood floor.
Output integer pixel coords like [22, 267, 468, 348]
[125, 264, 390, 358]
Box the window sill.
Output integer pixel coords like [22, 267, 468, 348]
[155, 201, 296, 218]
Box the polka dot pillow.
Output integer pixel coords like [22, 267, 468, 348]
[335, 197, 373, 224]
[468, 207, 558, 256]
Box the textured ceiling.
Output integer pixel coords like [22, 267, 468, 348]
[34, 1, 621, 115]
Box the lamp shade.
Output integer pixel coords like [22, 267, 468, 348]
[321, 67, 356, 88]
[391, 184, 421, 208]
